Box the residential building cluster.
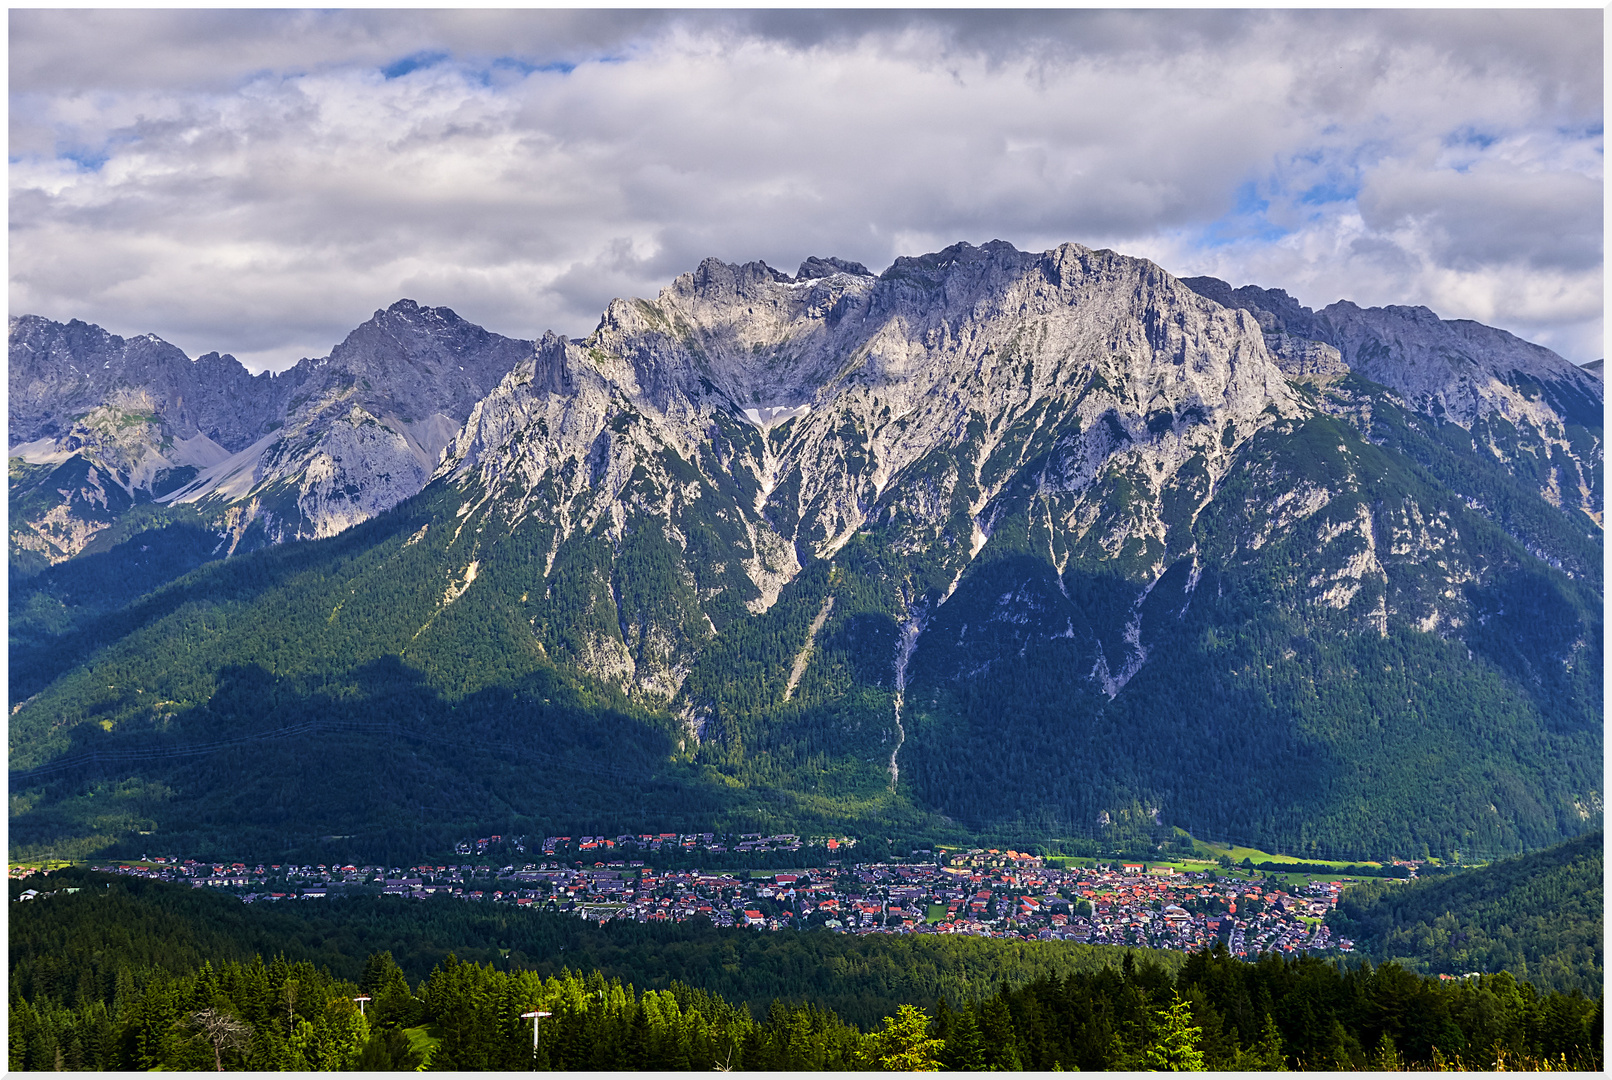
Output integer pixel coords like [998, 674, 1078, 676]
[79, 850, 1357, 957]
[452, 831, 857, 858]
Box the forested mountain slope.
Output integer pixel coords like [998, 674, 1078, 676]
[1331, 831, 1603, 994]
[9, 241, 1602, 863]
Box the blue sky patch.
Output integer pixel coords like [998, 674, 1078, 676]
[1232, 181, 1268, 217]
[58, 147, 109, 172]
[1445, 126, 1498, 150]
[382, 51, 450, 80]
[464, 57, 578, 87]
[1297, 179, 1360, 206]
[1194, 181, 1290, 250]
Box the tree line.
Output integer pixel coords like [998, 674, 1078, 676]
[9, 868, 1602, 1071]
[11, 943, 1600, 1071]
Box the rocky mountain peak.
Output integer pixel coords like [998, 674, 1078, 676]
[276, 299, 533, 426]
[437, 239, 1310, 699]
[362, 298, 492, 344]
[796, 256, 873, 280]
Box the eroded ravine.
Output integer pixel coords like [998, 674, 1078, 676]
[888, 612, 925, 790]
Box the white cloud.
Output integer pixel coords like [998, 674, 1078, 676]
[9, 10, 1602, 368]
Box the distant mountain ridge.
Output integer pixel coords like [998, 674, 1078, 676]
[9, 301, 530, 564]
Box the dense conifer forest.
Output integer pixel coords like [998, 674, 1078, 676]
[9, 868, 1602, 1071]
[7, 868, 1185, 1029]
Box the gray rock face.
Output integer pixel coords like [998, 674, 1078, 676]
[1181, 276, 1604, 520]
[9, 316, 283, 451]
[440, 240, 1302, 695]
[9, 302, 532, 559]
[296, 300, 535, 435]
[796, 256, 874, 279]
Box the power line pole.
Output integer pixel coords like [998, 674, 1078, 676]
[521, 1010, 552, 1068]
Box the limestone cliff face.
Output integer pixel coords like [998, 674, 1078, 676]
[438, 241, 1304, 696]
[9, 302, 531, 560]
[449, 241, 1301, 558]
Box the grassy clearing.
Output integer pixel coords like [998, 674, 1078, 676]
[1193, 839, 1381, 870]
[9, 859, 79, 874]
[1042, 853, 1379, 890]
[925, 903, 948, 924]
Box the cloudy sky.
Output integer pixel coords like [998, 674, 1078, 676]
[9, 8, 1604, 371]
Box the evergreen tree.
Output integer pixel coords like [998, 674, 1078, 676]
[978, 996, 1023, 1070]
[1235, 1012, 1285, 1071]
[859, 1004, 944, 1072]
[937, 998, 986, 1070]
[354, 1027, 424, 1071]
[1144, 991, 1206, 1071]
[1373, 1031, 1403, 1071]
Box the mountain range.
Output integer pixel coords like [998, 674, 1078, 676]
[9, 240, 1603, 864]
